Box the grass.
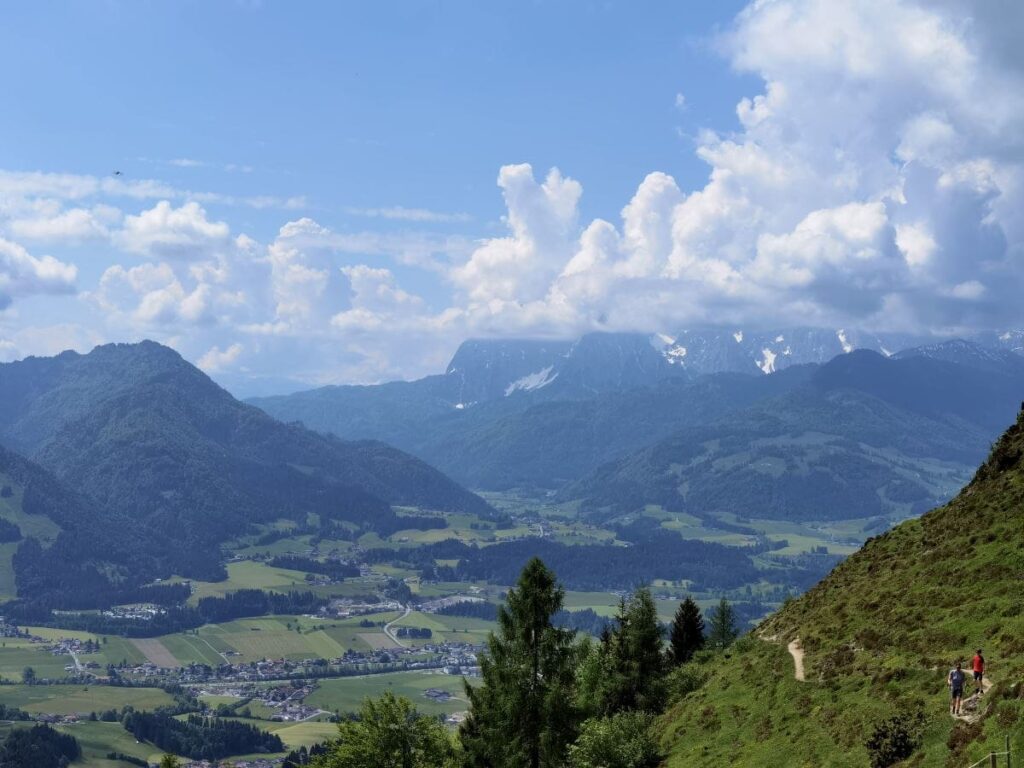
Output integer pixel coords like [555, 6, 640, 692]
[187, 560, 312, 602]
[390, 610, 495, 646]
[306, 670, 469, 717]
[0, 684, 173, 715]
[658, 413, 1024, 767]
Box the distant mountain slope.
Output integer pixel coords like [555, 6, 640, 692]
[258, 366, 813, 490]
[562, 350, 1024, 522]
[0, 342, 492, 582]
[251, 328, 923, 433]
[658, 408, 1024, 766]
[0, 444, 174, 608]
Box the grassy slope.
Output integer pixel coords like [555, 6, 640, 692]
[659, 409, 1024, 767]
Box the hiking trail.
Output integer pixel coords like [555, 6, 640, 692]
[788, 638, 805, 682]
[952, 674, 992, 723]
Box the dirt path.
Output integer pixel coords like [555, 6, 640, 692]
[788, 638, 806, 682]
[952, 674, 992, 723]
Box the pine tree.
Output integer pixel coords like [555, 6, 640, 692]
[460, 557, 579, 768]
[593, 587, 667, 715]
[707, 597, 738, 649]
[667, 597, 705, 665]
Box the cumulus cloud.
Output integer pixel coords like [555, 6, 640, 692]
[4, 0, 1024, 388]
[445, 0, 1024, 338]
[9, 205, 120, 243]
[197, 342, 243, 372]
[116, 201, 231, 260]
[0, 238, 78, 309]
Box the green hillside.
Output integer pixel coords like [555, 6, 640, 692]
[0, 342, 493, 593]
[658, 407, 1024, 766]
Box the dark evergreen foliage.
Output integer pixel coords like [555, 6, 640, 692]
[268, 555, 360, 580]
[122, 711, 284, 760]
[0, 519, 20, 543]
[368, 534, 763, 592]
[461, 557, 579, 768]
[706, 598, 739, 649]
[667, 597, 705, 665]
[0, 724, 80, 768]
[0, 341, 493, 610]
[592, 588, 667, 715]
[5, 589, 326, 637]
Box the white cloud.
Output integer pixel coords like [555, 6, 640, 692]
[116, 201, 231, 260]
[4, 0, 1024, 387]
[452, 164, 581, 304]
[344, 205, 472, 223]
[197, 342, 243, 372]
[0, 169, 303, 210]
[0, 238, 78, 308]
[440, 0, 1024, 338]
[9, 206, 120, 243]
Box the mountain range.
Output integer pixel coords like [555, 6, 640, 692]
[252, 331, 1024, 516]
[0, 342, 492, 607]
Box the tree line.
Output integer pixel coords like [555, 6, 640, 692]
[122, 711, 284, 760]
[307, 556, 739, 768]
[4, 589, 327, 637]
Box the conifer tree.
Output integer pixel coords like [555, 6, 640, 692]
[707, 597, 738, 649]
[460, 557, 579, 768]
[595, 587, 666, 715]
[667, 596, 705, 665]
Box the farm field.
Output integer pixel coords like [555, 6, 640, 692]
[0, 684, 173, 715]
[121, 612, 407, 667]
[306, 670, 469, 717]
[186, 560, 313, 602]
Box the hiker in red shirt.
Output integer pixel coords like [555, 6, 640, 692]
[972, 649, 985, 695]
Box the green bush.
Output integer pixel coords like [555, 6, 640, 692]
[864, 711, 924, 768]
[666, 663, 707, 704]
[567, 712, 660, 768]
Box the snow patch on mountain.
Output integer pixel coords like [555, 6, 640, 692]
[505, 366, 558, 396]
[837, 329, 853, 354]
[733, 331, 744, 343]
[757, 348, 777, 374]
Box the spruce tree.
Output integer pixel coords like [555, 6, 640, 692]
[707, 597, 738, 649]
[667, 597, 705, 665]
[597, 587, 666, 715]
[460, 557, 578, 768]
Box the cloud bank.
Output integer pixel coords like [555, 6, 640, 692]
[0, 0, 1021, 387]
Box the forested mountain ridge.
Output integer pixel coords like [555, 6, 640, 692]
[0, 342, 492, 590]
[252, 337, 1024, 498]
[658, 407, 1024, 766]
[563, 349, 1024, 522]
[0, 443, 176, 607]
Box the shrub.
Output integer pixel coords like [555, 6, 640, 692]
[568, 712, 660, 768]
[666, 664, 707, 704]
[865, 711, 925, 768]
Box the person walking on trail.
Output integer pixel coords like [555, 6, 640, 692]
[972, 649, 985, 695]
[949, 662, 966, 716]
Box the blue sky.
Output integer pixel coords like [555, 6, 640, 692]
[0, 0, 1021, 394]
